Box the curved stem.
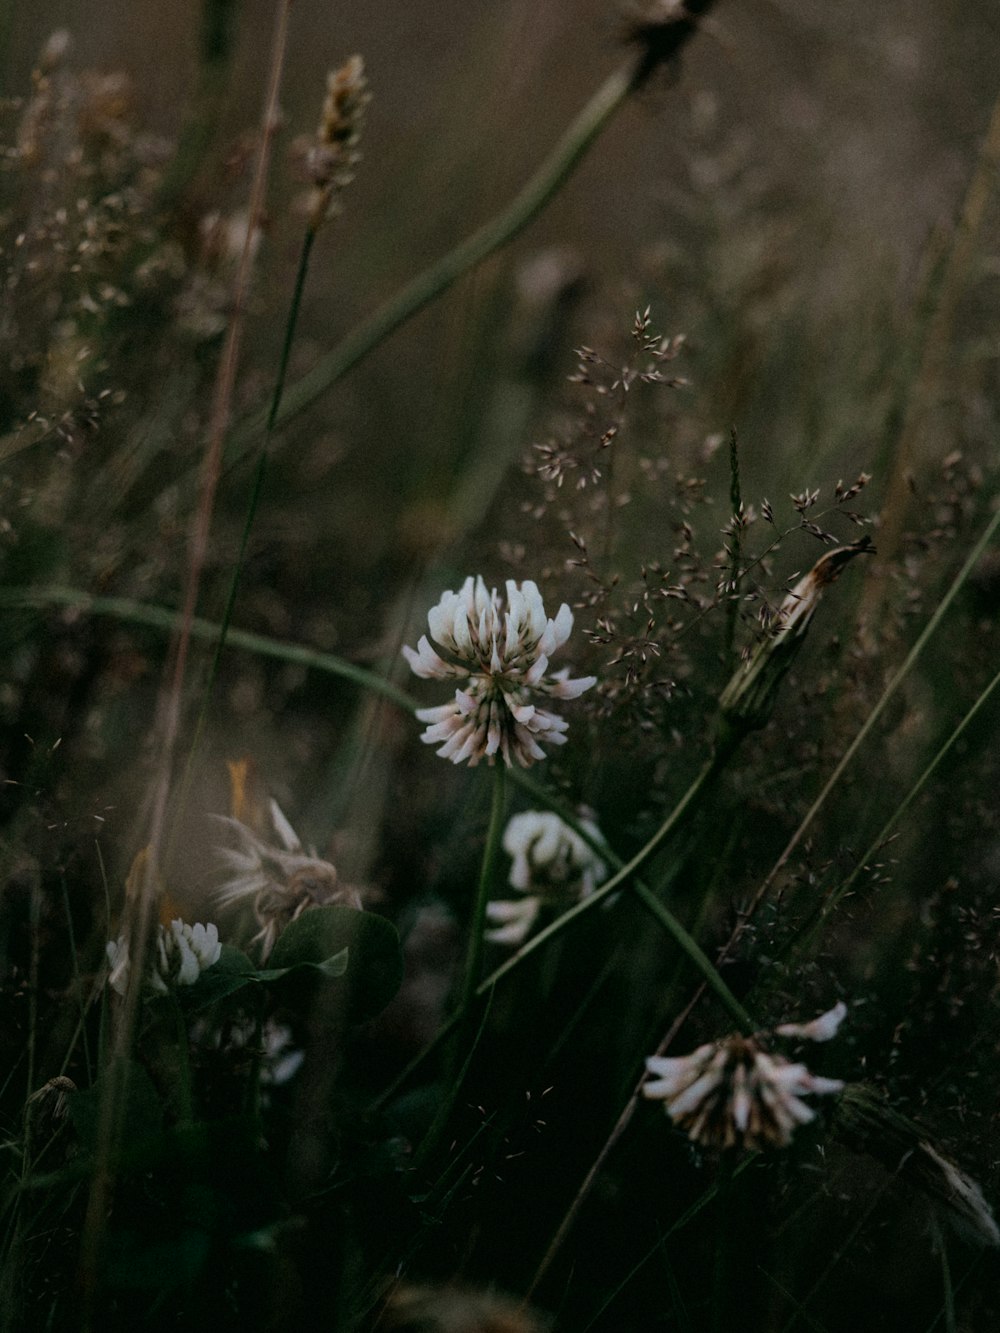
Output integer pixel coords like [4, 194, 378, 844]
[1, 586, 417, 713]
[227, 59, 640, 456]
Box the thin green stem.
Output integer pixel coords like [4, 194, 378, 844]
[750, 494, 1000, 908]
[375, 747, 740, 1109]
[631, 882, 753, 1033]
[411, 767, 506, 1169]
[1, 587, 417, 713]
[170, 223, 319, 851]
[482, 750, 733, 996]
[724, 426, 742, 669]
[7, 584, 750, 1069]
[813, 656, 1000, 937]
[458, 763, 507, 1019]
[228, 59, 640, 455]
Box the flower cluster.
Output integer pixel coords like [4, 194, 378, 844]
[643, 1002, 847, 1150]
[304, 55, 370, 228]
[486, 809, 608, 946]
[403, 576, 596, 767]
[106, 919, 221, 997]
[212, 799, 362, 960]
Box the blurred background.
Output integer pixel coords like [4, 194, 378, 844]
[2, 3, 1000, 1327]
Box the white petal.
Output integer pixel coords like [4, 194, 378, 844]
[775, 1000, 848, 1043]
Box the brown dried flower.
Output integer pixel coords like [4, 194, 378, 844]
[304, 54, 370, 229]
[643, 1003, 847, 1150]
[213, 800, 362, 959]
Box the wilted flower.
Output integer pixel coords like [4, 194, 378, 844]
[106, 919, 221, 997]
[304, 54, 370, 229]
[643, 1003, 847, 1150]
[212, 798, 362, 959]
[485, 809, 608, 946]
[403, 576, 596, 767]
[716, 539, 873, 744]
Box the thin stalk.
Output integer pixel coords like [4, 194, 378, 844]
[458, 762, 508, 1021]
[1, 587, 417, 713]
[75, 5, 293, 1322]
[860, 84, 1000, 602]
[723, 426, 742, 668]
[170, 222, 319, 847]
[412, 767, 506, 1168]
[375, 747, 739, 1111]
[59, 877, 93, 1084]
[229, 60, 638, 454]
[578, 1157, 757, 1331]
[809, 656, 1000, 941]
[934, 1220, 957, 1333]
[226, 4, 726, 459]
[742, 494, 1000, 924]
[777, 1168, 898, 1333]
[631, 882, 752, 1033]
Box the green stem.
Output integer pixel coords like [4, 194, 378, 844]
[7, 585, 749, 1041]
[411, 765, 507, 1169]
[228, 59, 639, 455]
[458, 762, 507, 1019]
[755, 493, 1000, 900]
[1, 587, 417, 713]
[724, 426, 742, 669]
[169, 223, 319, 850]
[816, 656, 1000, 934]
[632, 881, 753, 1033]
[376, 746, 742, 1108]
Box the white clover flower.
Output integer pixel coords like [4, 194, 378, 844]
[212, 798, 362, 960]
[403, 576, 596, 767]
[106, 919, 221, 997]
[643, 1003, 847, 1151]
[485, 809, 608, 946]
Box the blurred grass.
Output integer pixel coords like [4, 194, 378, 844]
[2, 3, 1000, 1330]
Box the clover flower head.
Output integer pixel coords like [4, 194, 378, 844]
[403, 576, 596, 767]
[485, 809, 608, 946]
[212, 798, 362, 960]
[643, 1002, 847, 1151]
[106, 919, 221, 997]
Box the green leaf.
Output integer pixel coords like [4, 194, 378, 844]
[67, 1058, 164, 1153]
[266, 906, 403, 1021]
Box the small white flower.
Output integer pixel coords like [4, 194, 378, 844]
[485, 810, 608, 946]
[212, 799, 362, 959]
[106, 919, 221, 996]
[403, 576, 596, 767]
[484, 895, 542, 947]
[643, 1005, 847, 1150]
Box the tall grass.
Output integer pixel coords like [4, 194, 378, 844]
[2, 5, 999, 1331]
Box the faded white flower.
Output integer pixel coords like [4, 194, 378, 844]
[106, 919, 221, 997]
[212, 799, 362, 960]
[485, 809, 608, 946]
[403, 577, 596, 767]
[643, 1003, 847, 1150]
